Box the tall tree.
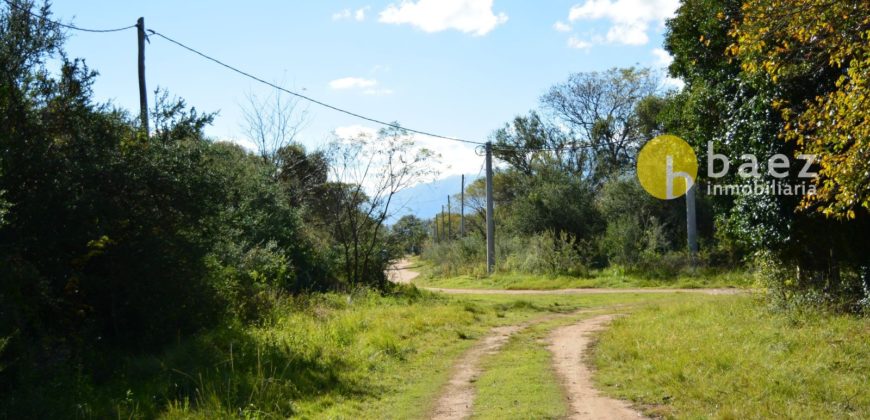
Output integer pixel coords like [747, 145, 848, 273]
[731, 0, 870, 219]
[541, 68, 660, 181]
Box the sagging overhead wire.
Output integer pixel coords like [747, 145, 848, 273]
[145, 30, 598, 154]
[0, 1, 599, 154]
[2, 0, 136, 33]
[146, 28, 487, 147]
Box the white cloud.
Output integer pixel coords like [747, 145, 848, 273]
[567, 36, 592, 50]
[663, 76, 685, 90]
[650, 48, 684, 89]
[355, 6, 370, 21]
[330, 77, 394, 95]
[567, 0, 679, 46]
[378, 0, 508, 36]
[333, 6, 370, 22]
[332, 9, 352, 20]
[329, 77, 379, 90]
[553, 21, 572, 32]
[652, 47, 674, 66]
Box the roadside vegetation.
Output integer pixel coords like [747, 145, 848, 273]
[415, 0, 869, 315]
[5, 287, 672, 418]
[593, 294, 870, 418]
[414, 265, 753, 290]
[1, 0, 868, 418]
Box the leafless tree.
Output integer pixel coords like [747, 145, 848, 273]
[240, 86, 310, 167]
[326, 125, 439, 286]
[541, 67, 660, 180]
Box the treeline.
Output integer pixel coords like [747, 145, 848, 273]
[422, 0, 869, 311]
[0, 1, 424, 410]
[422, 68, 710, 279]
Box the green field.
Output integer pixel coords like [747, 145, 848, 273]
[593, 295, 870, 418]
[10, 287, 868, 419]
[19, 289, 666, 418]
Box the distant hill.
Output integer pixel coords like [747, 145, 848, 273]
[387, 174, 481, 224]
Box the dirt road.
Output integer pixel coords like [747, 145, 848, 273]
[549, 315, 644, 419]
[387, 259, 421, 284]
[425, 286, 740, 295]
[390, 259, 741, 296]
[389, 260, 730, 419]
[430, 325, 525, 420]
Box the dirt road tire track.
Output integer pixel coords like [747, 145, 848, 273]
[548, 315, 645, 419]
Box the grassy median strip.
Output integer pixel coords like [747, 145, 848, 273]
[471, 313, 594, 420]
[592, 294, 870, 418]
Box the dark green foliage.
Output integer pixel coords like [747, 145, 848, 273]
[424, 65, 751, 279]
[391, 215, 428, 255]
[665, 0, 870, 305]
[0, 2, 348, 413]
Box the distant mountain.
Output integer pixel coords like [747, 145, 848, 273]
[387, 174, 481, 224]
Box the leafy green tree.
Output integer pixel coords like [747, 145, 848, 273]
[731, 0, 870, 219]
[391, 215, 428, 255]
[665, 0, 870, 300]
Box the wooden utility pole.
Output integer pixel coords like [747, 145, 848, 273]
[460, 174, 465, 237]
[447, 196, 452, 241]
[485, 142, 495, 273]
[136, 17, 149, 136]
[686, 184, 698, 267]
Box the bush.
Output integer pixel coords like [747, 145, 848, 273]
[422, 231, 590, 277]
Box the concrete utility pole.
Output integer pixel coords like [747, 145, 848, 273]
[686, 184, 698, 267]
[460, 174, 465, 237]
[136, 17, 149, 136]
[485, 142, 495, 273]
[441, 205, 445, 242]
[434, 211, 439, 243]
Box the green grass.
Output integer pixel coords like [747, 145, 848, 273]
[158, 291, 674, 418]
[471, 312, 596, 420]
[414, 268, 753, 290]
[8, 287, 679, 419]
[154, 289, 559, 419]
[14, 284, 861, 419]
[592, 294, 870, 418]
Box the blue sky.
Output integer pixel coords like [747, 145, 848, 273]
[49, 0, 680, 179]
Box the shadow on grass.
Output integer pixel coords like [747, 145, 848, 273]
[2, 324, 383, 418]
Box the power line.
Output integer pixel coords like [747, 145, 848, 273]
[0, 1, 599, 154]
[3, 0, 136, 33]
[146, 28, 487, 147]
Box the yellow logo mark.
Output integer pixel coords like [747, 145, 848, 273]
[636, 135, 698, 200]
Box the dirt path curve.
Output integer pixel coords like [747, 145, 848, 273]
[549, 315, 644, 419]
[387, 259, 421, 284]
[388, 259, 741, 296]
